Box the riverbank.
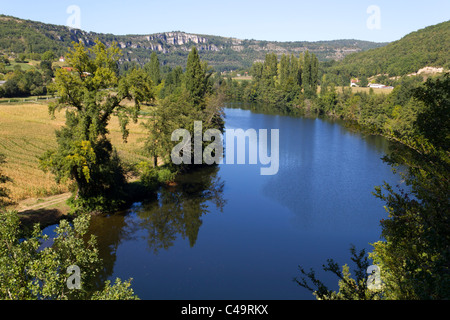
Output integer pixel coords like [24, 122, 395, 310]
[15, 192, 72, 230]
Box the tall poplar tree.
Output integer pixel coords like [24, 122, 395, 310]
[262, 53, 278, 87]
[279, 54, 290, 88]
[145, 52, 161, 86]
[184, 46, 212, 106]
[302, 51, 319, 98]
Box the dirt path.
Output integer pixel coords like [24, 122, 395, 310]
[14, 193, 72, 229]
[15, 193, 71, 212]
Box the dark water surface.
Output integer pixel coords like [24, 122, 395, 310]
[66, 106, 401, 300]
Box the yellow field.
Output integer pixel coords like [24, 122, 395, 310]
[0, 102, 149, 202]
[348, 86, 393, 94]
[320, 86, 394, 95]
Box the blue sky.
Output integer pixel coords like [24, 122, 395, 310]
[1, 0, 449, 43]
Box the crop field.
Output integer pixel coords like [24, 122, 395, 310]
[0, 102, 149, 203]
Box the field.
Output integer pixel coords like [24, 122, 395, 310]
[321, 86, 394, 95]
[0, 101, 149, 204]
[347, 86, 394, 94]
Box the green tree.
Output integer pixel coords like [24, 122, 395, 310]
[295, 245, 382, 300]
[160, 65, 183, 98]
[371, 136, 449, 299]
[184, 46, 212, 106]
[144, 49, 224, 175]
[279, 54, 290, 88]
[359, 76, 369, 87]
[262, 53, 278, 87]
[413, 74, 450, 150]
[40, 40, 154, 213]
[144, 52, 161, 86]
[0, 211, 138, 300]
[41, 50, 56, 62]
[302, 51, 319, 98]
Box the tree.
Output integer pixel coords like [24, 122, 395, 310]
[295, 75, 450, 300]
[40, 60, 54, 81]
[302, 51, 319, 98]
[144, 52, 161, 86]
[184, 46, 212, 106]
[295, 245, 383, 300]
[371, 136, 449, 299]
[359, 76, 369, 87]
[15, 53, 27, 63]
[160, 65, 183, 98]
[262, 53, 278, 87]
[413, 74, 450, 150]
[143, 49, 224, 174]
[0, 210, 139, 300]
[41, 50, 56, 62]
[40, 40, 154, 213]
[279, 54, 289, 88]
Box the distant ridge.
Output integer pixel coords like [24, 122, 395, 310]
[0, 14, 387, 71]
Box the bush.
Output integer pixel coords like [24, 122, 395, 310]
[0, 211, 139, 300]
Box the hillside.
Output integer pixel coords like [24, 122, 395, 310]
[326, 20, 450, 78]
[0, 15, 387, 71]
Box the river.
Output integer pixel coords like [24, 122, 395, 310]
[46, 105, 401, 300]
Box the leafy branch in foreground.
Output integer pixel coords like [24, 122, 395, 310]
[294, 245, 383, 300]
[0, 210, 138, 300]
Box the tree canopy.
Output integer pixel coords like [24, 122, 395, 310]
[40, 40, 154, 213]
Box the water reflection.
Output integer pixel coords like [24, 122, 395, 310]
[88, 165, 226, 288]
[133, 166, 226, 252]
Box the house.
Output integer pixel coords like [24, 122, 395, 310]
[59, 56, 65, 62]
[0, 80, 6, 86]
[350, 78, 359, 87]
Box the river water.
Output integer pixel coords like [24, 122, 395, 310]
[54, 105, 401, 300]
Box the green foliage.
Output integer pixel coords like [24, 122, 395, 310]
[295, 74, 450, 300]
[413, 74, 450, 150]
[371, 137, 449, 299]
[327, 20, 450, 78]
[0, 69, 48, 97]
[295, 246, 383, 300]
[226, 51, 318, 111]
[184, 47, 213, 106]
[144, 52, 161, 86]
[0, 210, 138, 300]
[41, 50, 56, 62]
[143, 48, 225, 173]
[0, 15, 387, 74]
[40, 40, 155, 213]
[91, 278, 139, 300]
[138, 164, 176, 190]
